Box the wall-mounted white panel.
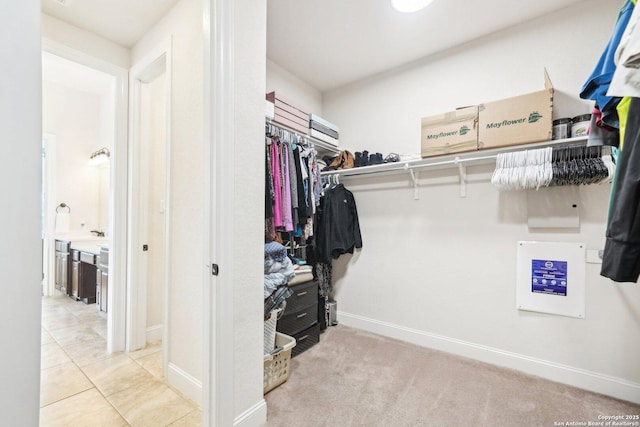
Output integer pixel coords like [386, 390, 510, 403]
[527, 186, 580, 229]
[516, 241, 586, 318]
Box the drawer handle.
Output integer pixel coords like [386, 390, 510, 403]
[298, 334, 309, 342]
[296, 291, 308, 297]
[296, 313, 307, 319]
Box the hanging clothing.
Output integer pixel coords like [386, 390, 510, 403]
[601, 97, 640, 282]
[287, 143, 299, 230]
[282, 143, 294, 231]
[316, 183, 363, 264]
[580, 0, 635, 130]
[608, 0, 640, 98]
[270, 140, 283, 227]
[265, 141, 274, 219]
[292, 146, 308, 226]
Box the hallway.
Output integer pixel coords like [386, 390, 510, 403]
[40, 294, 201, 426]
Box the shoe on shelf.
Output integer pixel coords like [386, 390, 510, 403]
[384, 153, 400, 163]
[370, 153, 384, 165]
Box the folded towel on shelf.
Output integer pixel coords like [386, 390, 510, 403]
[288, 272, 314, 286]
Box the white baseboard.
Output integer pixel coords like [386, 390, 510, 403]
[234, 399, 267, 427]
[146, 324, 162, 343]
[167, 362, 203, 406]
[338, 311, 640, 405]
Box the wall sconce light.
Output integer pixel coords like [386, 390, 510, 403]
[88, 147, 110, 166]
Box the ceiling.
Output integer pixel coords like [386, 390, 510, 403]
[41, 0, 180, 48]
[42, 0, 587, 92]
[267, 0, 587, 92]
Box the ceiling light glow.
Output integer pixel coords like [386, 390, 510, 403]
[392, 0, 434, 13]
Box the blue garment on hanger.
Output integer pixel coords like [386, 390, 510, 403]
[580, 0, 635, 129]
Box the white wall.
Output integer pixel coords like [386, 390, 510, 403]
[0, 1, 42, 425]
[42, 13, 130, 69]
[267, 59, 323, 116]
[323, 1, 640, 403]
[43, 81, 105, 232]
[234, 0, 267, 422]
[131, 0, 204, 402]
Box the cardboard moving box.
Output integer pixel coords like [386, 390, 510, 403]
[421, 106, 479, 158]
[478, 70, 553, 149]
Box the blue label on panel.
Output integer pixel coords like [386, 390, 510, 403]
[531, 259, 567, 296]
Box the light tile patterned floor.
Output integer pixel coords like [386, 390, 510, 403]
[40, 294, 202, 427]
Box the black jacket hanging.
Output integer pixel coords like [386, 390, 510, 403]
[316, 184, 363, 263]
[601, 97, 640, 282]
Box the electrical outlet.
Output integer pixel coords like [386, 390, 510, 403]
[586, 249, 603, 264]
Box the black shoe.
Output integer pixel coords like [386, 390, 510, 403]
[355, 152, 364, 167]
[370, 153, 384, 165]
[362, 150, 370, 166]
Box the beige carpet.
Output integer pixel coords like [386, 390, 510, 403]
[265, 325, 639, 427]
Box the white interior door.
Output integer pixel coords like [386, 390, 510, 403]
[42, 134, 57, 297]
[127, 40, 171, 380]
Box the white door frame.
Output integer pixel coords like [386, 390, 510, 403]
[203, 0, 236, 425]
[42, 133, 57, 297]
[127, 38, 172, 364]
[42, 39, 129, 353]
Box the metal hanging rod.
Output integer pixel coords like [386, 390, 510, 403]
[266, 119, 340, 154]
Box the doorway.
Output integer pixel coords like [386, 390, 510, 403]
[127, 40, 171, 376]
[41, 40, 128, 354]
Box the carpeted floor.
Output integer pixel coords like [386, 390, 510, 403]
[264, 325, 639, 427]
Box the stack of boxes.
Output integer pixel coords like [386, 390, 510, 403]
[309, 114, 339, 147]
[265, 92, 340, 147]
[266, 91, 310, 134]
[421, 70, 554, 158]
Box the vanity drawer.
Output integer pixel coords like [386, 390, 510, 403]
[284, 280, 317, 314]
[55, 240, 70, 252]
[80, 252, 97, 265]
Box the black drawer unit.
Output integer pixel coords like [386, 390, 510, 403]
[277, 280, 320, 357]
[277, 303, 317, 336]
[283, 280, 317, 314]
[291, 323, 320, 357]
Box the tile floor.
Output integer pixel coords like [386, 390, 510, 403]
[40, 294, 202, 427]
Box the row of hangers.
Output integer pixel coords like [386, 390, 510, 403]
[491, 144, 615, 191]
[551, 145, 614, 186]
[265, 122, 310, 147]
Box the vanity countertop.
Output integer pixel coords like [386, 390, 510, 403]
[70, 240, 108, 255]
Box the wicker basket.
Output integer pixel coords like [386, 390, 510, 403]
[264, 308, 282, 355]
[263, 332, 296, 394]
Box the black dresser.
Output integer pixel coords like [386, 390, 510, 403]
[276, 280, 320, 357]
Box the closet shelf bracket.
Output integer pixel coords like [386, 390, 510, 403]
[456, 157, 467, 198]
[405, 163, 420, 200]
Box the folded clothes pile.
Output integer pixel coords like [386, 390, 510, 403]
[289, 264, 314, 286]
[264, 241, 295, 317]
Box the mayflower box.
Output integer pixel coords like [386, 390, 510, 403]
[421, 106, 479, 158]
[478, 70, 554, 150]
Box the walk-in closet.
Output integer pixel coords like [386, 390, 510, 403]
[3, 1, 640, 426]
[262, 0, 640, 425]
